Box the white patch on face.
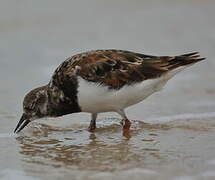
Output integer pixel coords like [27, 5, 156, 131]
[77, 65, 188, 113]
[36, 90, 49, 115]
[39, 99, 48, 114]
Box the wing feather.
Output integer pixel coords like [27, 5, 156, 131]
[50, 50, 205, 90]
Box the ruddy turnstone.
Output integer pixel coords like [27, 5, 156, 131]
[14, 49, 205, 135]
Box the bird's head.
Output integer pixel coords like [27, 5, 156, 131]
[14, 85, 49, 133]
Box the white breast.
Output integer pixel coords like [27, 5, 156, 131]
[77, 66, 186, 113]
[77, 77, 164, 113]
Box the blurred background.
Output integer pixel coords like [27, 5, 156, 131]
[0, 0, 215, 180]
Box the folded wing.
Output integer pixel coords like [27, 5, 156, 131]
[51, 50, 205, 90]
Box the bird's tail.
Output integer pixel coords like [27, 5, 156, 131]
[159, 52, 205, 80]
[166, 52, 205, 70]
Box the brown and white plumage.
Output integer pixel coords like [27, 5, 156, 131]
[14, 49, 205, 134]
[51, 50, 204, 89]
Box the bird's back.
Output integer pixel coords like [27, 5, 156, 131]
[50, 50, 204, 89]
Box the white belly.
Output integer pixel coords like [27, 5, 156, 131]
[77, 77, 165, 113]
[77, 67, 186, 113]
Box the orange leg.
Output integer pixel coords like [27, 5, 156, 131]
[121, 119, 131, 137]
[118, 110, 131, 137]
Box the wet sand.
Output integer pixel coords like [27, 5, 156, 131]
[0, 0, 215, 179]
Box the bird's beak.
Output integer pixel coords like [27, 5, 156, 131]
[14, 114, 31, 133]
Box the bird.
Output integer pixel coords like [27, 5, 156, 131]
[14, 49, 205, 135]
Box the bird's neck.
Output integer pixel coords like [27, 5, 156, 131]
[46, 85, 81, 117]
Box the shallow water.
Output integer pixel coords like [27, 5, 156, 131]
[1, 0, 215, 180]
[1, 114, 215, 180]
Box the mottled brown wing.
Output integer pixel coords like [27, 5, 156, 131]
[51, 50, 205, 90]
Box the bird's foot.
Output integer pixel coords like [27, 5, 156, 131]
[88, 124, 96, 132]
[121, 119, 131, 138]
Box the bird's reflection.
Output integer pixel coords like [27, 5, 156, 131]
[16, 121, 164, 171]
